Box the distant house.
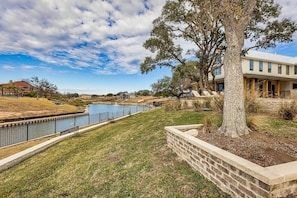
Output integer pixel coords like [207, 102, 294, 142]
[80, 94, 92, 99]
[119, 92, 136, 100]
[213, 50, 297, 98]
[0, 80, 35, 96]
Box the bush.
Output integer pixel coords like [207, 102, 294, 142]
[203, 98, 212, 109]
[246, 116, 258, 131]
[278, 101, 297, 120]
[193, 100, 204, 111]
[182, 100, 189, 109]
[202, 115, 222, 133]
[193, 98, 213, 111]
[212, 95, 224, 112]
[245, 93, 262, 114]
[163, 100, 182, 112]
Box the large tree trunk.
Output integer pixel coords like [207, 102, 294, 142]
[198, 68, 204, 91]
[218, 18, 250, 138]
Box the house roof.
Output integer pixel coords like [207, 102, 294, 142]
[244, 50, 297, 65]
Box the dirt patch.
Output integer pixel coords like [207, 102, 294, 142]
[196, 130, 297, 167]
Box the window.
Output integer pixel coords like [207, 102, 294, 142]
[268, 62, 272, 73]
[293, 84, 297, 89]
[249, 60, 254, 71]
[286, 65, 290, 75]
[259, 61, 263, 72]
[215, 55, 222, 64]
[278, 64, 282, 74]
[217, 83, 224, 91]
[214, 66, 222, 75]
[294, 65, 297, 75]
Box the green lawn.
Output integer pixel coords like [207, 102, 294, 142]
[0, 109, 229, 197]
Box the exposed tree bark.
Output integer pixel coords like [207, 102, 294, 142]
[216, 0, 257, 137]
[219, 24, 250, 137]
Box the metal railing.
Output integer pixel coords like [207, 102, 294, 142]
[0, 106, 149, 148]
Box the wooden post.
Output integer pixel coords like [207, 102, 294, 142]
[264, 80, 269, 98]
[276, 80, 281, 98]
[251, 78, 255, 97]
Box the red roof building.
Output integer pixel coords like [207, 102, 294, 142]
[0, 80, 35, 96]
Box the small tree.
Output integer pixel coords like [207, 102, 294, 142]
[151, 76, 172, 97]
[30, 77, 58, 98]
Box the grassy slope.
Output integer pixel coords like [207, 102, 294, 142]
[0, 109, 229, 198]
[0, 135, 58, 159]
[0, 96, 80, 120]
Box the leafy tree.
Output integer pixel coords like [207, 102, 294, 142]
[207, 0, 297, 137]
[65, 93, 79, 98]
[141, 0, 225, 91]
[151, 76, 172, 97]
[171, 67, 192, 99]
[151, 70, 192, 99]
[145, 0, 297, 137]
[30, 77, 58, 98]
[136, 90, 151, 96]
[174, 61, 201, 91]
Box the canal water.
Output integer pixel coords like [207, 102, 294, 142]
[88, 103, 149, 115]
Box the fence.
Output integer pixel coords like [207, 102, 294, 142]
[0, 106, 148, 148]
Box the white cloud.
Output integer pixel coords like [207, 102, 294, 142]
[21, 65, 36, 70]
[0, 0, 166, 74]
[2, 65, 15, 71]
[0, 0, 295, 77]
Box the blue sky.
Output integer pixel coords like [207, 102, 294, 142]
[0, 0, 296, 95]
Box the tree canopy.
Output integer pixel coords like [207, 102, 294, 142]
[144, 0, 297, 137]
[141, 0, 225, 91]
[30, 77, 58, 98]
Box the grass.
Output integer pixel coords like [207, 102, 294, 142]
[0, 96, 80, 120]
[0, 109, 229, 197]
[252, 114, 297, 138]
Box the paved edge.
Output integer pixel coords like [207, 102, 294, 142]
[0, 114, 134, 173]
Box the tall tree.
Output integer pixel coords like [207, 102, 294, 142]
[208, 0, 297, 137]
[145, 0, 296, 137]
[141, 0, 225, 91]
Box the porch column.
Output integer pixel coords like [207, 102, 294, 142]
[276, 80, 281, 98]
[251, 78, 255, 97]
[264, 80, 269, 98]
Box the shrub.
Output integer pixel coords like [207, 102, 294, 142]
[278, 101, 297, 120]
[182, 100, 189, 109]
[245, 93, 262, 114]
[192, 100, 204, 111]
[193, 98, 212, 111]
[202, 115, 221, 133]
[212, 95, 224, 112]
[163, 100, 182, 112]
[203, 98, 212, 109]
[246, 116, 258, 131]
